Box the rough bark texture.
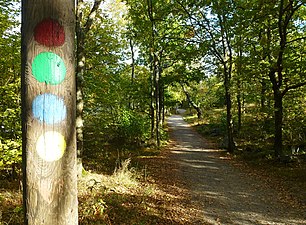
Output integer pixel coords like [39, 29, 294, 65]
[21, 0, 77, 224]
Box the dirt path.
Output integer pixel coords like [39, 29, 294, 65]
[167, 114, 306, 225]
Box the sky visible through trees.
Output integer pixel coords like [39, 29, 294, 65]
[0, 0, 305, 173]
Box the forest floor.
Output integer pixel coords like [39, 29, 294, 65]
[143, 114, 306, 224]
[1, 113, 306, 224]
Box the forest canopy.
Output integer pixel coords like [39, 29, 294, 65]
[1, 0, 306, 175]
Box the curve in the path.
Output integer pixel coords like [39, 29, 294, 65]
[168, 115, 306, 225]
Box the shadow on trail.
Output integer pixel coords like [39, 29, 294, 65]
[168, 115, 306, 225]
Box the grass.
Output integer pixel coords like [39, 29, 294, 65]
[78, 159, 160, 224]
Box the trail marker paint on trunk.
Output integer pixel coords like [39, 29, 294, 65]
[36, 131, 66, 162]
[32, 52, 66, 85]
[34, 18, 65, 47]
[32, 93, 67, 124]
[22, 1, 77, 223]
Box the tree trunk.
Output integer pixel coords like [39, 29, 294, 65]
[149, 53, 155, 139]
[224, 69, 235, 153]
[260, 79, 267, 111]
[181, 84, 202, 119]
[75, 0, 102, 176]
[273, 89, 283, 157]
[129, 38, 135, 109]
[237, 80, 242, 133]
[76, 23, 85, 177]
[147, 0, 160, 146]
[154, 54, 160, 147]
[21, 0, 77, 224]
[237, 38, 243, 133]
[160, 82, 165, 124]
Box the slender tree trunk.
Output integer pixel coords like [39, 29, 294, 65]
[147, 0, 160, 146]
[154, 54, 160, 146]
[75, 0, 102, 176]
[160, 82, 165, 124]
[224, 70, 235, 153]
[236, 63, 242, 133]
[260, 79, 267, 111]
[181, 83, 202, 119]
[237, 38, 243, 133]
[76, 20, 85, 177]
[155, 93, 160, 147]
[149, 53, 155, 139]
[237, 87, 242, 133]
[273, 89, 283, 157]
[157, 56, 164, 131]
[129, 38, 135, 109]
[21, 0, 77, 223]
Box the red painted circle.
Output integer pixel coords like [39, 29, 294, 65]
[34, 19, 65, 47]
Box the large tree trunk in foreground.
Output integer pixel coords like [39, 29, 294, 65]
[21, 0, 77, 224]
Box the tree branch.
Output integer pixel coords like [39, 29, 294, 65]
[287, 36, 306, 44]
[84, 0, 103, 34]
[282, 81, 306, 96]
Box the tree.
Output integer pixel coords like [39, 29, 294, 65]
[0, 0, 21, 174]
[268, 0, 306, 157]
[76, 0, 103, 175]
[21, 0, 77, 223]
[249, 0, 306, 157]
[176, 0, 236, 152]
[126, 0, 196, 146]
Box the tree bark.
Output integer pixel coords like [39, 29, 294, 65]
[21, 0, 77, 224]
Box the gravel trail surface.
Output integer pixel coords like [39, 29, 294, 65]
[167, 114, 306, 225]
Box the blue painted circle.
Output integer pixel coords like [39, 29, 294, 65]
[32, 93, 67, 124]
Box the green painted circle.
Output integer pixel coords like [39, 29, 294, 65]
[32, 52, 66, 85]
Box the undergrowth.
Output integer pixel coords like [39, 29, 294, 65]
[0, 159, 157, 225]
[78, 158, 155, 224]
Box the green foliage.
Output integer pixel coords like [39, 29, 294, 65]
[112, 109, 150, 146]
[0, 140, 21, 168]
[0, 3, 21, 172]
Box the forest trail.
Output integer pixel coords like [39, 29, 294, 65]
[167, 114, 306, 225]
